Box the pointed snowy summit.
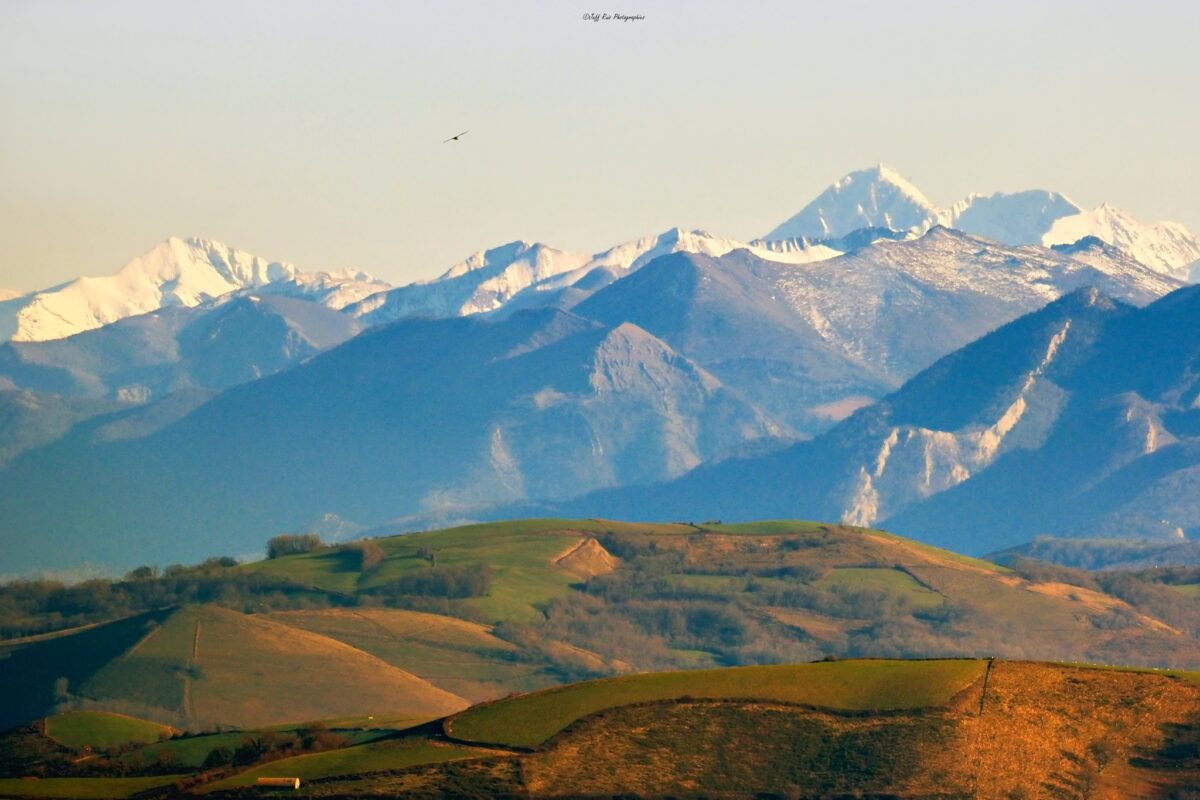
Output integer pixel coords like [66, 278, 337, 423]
[764, 164, 942, 242]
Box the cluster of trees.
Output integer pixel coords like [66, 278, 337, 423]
[195, 724, 347, 772]
[367, 565, 491, 604]
[266, 533, 325, 559]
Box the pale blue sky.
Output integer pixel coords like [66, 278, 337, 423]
[2, 0, 1197, 290]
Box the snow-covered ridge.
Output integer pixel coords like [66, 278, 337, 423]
[765, 165, 1200, 275]
[346, 241, 592, 323]
[2, 237, 390, 342]
[349, 228, 842, 326]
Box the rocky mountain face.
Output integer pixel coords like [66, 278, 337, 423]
[569, 229, 1179, 433]
[348, 228, 841, 326]
[543, 284, 1200, 555]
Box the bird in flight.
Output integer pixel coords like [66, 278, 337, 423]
[443, 130, 469, 143]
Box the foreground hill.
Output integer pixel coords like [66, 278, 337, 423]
[6, 659, 1198, 798]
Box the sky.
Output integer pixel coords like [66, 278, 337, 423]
[2, 0, 1198, 291]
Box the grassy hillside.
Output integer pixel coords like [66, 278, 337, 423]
[516, 661, 1200, 799]
[198, 660, 1199, 799]
[9, 605, 467, 730]
[244, 519, 630, 622]
[445, 659, 985, 748]
[264, 608, 559, 703]
[43, 713, 171, 751]
[102, 605, 466, 728]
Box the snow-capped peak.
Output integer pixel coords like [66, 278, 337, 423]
[1041, 204, 1200, 275]
[764, 164, 943, 242]
[2, 237, 390, 342]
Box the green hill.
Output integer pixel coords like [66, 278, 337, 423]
[43, 712, 171, 751]
[244, 518, 633, 622]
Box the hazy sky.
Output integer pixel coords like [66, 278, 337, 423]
[2, 0, 1198, 290]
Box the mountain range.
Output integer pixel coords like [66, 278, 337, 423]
[2, 165, 1199, 573]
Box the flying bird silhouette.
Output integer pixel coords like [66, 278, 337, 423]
[443, 130, 469, 143]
